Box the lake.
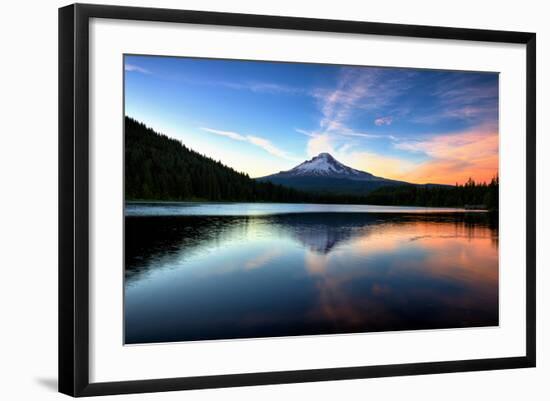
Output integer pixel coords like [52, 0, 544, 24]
[125, 201, 483, 216]
[124, 202, 498, 344]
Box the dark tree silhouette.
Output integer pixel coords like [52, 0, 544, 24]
[125, 117, 314, 203]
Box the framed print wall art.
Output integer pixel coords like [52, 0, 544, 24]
[58, 3, 536, 397]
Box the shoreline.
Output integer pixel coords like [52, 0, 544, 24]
[125, 199, 491, 212]
[124, 202, 494, 219]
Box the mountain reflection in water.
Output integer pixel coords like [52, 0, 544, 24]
[125, 212, 498, 344]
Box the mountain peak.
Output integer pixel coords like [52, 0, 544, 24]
[256, 152, 409, 194]
[313, 152, 338, 162]
[272, 152, 377, 180]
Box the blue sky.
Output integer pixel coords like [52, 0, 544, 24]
[125, 55, 499, 184]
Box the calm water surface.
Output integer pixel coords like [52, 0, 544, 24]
[124, 203, 498, 344]
[126, 201, 480, 216]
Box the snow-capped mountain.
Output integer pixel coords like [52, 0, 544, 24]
[256, 153, 408, 195]
[280, 153, 378, 180]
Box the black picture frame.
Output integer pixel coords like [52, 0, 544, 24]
[59, 3, 536, 397]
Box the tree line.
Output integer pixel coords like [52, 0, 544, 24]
[125, 116, 498, 210]
[125, 117, 312, 203]
[364, 177, 499, 211]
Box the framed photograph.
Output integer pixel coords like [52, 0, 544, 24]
[59, 3, 536, 397]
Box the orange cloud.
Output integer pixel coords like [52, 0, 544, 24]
[344, 152, 416, 180]
[392, 129, 499, 185]
[245, 249, 284, 270]
[305, 220, 498, 328]
[399, 156, 498, 185]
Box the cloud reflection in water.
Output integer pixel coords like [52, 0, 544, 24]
[125, 213, 498, 344]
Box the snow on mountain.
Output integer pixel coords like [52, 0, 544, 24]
[255, 153, 410, 195]
[256, 153, 445, 195]
[272, 153, 378, 181]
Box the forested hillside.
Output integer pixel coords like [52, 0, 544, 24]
[125, 117, 309, 202]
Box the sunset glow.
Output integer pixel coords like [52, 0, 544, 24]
[125, 56, 498, 185]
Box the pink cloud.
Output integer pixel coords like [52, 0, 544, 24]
[392, 128, 499, 185]
[124, 64, 151, 74]
[374, 116, 393, 126]
[395, 129, 498, 160]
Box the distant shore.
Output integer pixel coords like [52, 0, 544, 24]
[125, 200, 496, 216]
[125, 196, 495, 212]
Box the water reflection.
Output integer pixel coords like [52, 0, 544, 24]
[125, 212, 498, 344]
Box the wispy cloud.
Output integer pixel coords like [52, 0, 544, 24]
[295, 128, 316, 138]
[163, 74, 305, 96]
[411, 74, 498, 126]
[374, 116, 393, 126]
[394, 128, 498, 161]
[124, 64, 151, 74]
[306, 133, 335, 157]
[247, 136, 291, 159]
[200, 127, 297, 161]
[299, 67, 409, 158]
[342, 130, 396, 140]
[411, 105, 497, 125]
[312, 67, 413, 134]
[297, 127, 379, 139]
[296, 127, 396, 158]
[200, 127, 245, 141]
[313, 68, 376, 132]
[434, 75, 498, 103]
[221, 81, 306, 95]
